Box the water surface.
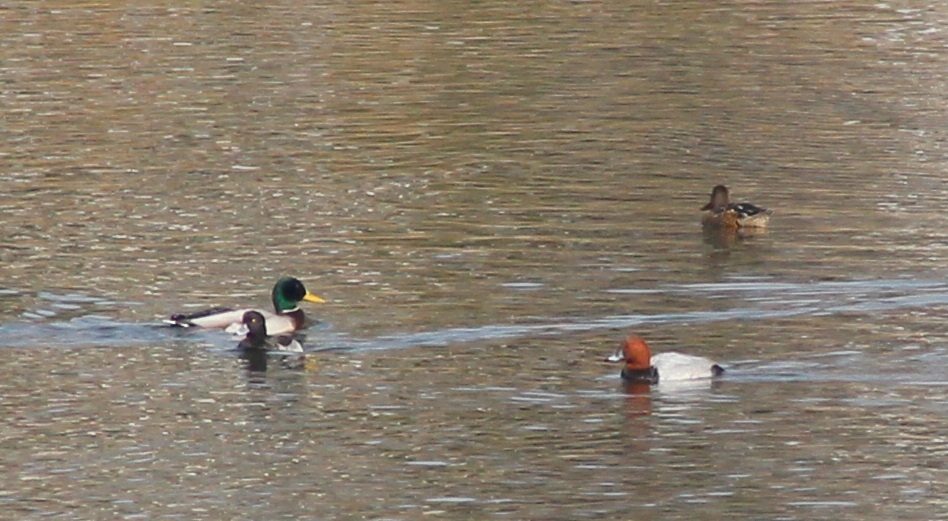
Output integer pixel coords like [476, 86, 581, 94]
[1, 0, 947, 519]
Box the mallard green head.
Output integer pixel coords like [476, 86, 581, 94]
[271, 277, 326, 313]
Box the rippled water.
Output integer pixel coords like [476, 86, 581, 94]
[1, 0, 947, 519]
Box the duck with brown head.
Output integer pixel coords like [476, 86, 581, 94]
[607, 336, 660, 384]
[607, 335, 724, 384]
[701, 185, 772, 229]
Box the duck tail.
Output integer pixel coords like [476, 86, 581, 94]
[164, 315, 194, 327]
[164, 307, 236, 328]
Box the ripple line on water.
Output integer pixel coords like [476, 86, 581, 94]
[0, 279, 945, 350]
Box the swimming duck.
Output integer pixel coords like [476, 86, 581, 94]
[166, 277, 325, 335]
[701, 184, 772, 228]
[237, 311, 304, 353]
[607, 335, 724, 383]
[237, 311, 305, 372]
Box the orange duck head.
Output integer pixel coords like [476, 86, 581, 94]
[607, 335, 659, 384]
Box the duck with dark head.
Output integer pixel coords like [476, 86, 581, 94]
[166, 277, 326, 335]
[237, 310, 306, 371]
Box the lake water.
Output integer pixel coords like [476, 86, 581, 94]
[1, 1, 947, 519]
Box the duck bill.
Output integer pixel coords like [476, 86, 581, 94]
[302, 291, 326, 304]
[606, 349, 625, 363]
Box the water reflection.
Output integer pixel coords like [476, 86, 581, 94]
[702, 226, 770, 250]
[238, 347, 270, 373]
[620, 380, 653, 418]
[237, 348, 308, 373]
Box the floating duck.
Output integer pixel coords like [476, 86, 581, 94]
[166, 277, 325, 335]
[237, 311, 304, 353]
[607, 335, 724, 383]
[701, 184, 772, 229]
[237, 311, 305, 372]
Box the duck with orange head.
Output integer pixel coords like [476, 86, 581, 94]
[607, 335, 724, 384]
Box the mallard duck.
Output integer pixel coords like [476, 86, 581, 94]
[701, 184, 772, 228]
[606, 335, 724, 383]
[166, 277, 325, 335]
